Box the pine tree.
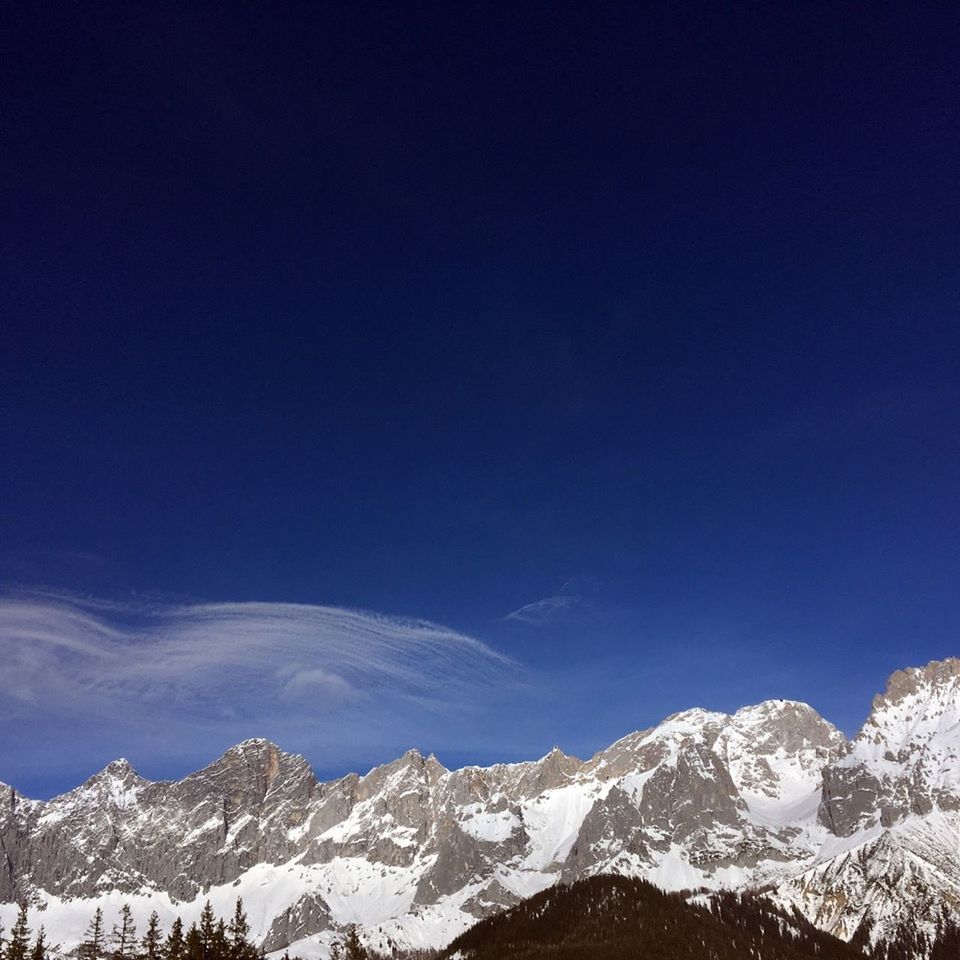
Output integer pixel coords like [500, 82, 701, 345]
[341, 926, 366, 960]
[212, 920, 228, 960]
[184, 924, 203, 960]
[112, 904, 138, 960]
[164, 918, 186, 960]
[81, 907, 106, 960]
[227, 900, 252, 960]
[7, 905, 31, 960]
[198, 902, 217, 960]
[142, 911, 163, 960]
[30, 926, 47, 960]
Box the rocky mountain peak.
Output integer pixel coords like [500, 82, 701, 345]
[873, 657, 960, 710]
[223, 738, 285, 770]
[717, 701, 844, 802]
[0, 781, 28, 814]
[659, 707, 729, 739]
[235, 736, 283, 750]
[424, 752, 448, 784]
[850, 657, 960, 762]
[821, 658, 960, 836]
[170, 739, 318, 822]
[727, 700, 846, 752]
[515, 745, 582, 795]
[392, 746, 447, 785]
[353, 746, 445, 803]
[590, 707, 745, 781]
[65, 757, 151, 810]
[197, 739, 311, 785]
[734, 698, 817, 721]
[540, 745, 578, 767]
[99, 757, 139, 779]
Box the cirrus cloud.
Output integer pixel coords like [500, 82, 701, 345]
[0, 590, 511, 727]
[503, 576, 601, 626]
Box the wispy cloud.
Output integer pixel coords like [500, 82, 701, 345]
[503, 576, 600, 626]
[504, 594, 578, 624]
[0, 591, 510, 724]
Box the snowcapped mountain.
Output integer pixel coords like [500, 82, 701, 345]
[821, 658, 960, 835]
[1, 659, 958, 958]
[780, 658, 960, 946]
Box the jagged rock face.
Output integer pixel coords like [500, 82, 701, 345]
[717, 701, 846, 800]
[262, 894, 332, 952]
[777, 810, 960, 945]
[820, 659, 960, 836]
[768, 658, 960, 949]
[1, 740, 324, 903]
[0, 660, 958, 958]
[0, 784, 44, 903]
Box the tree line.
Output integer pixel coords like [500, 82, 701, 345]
[0, 900, 269, 960]
[0, 903, 440, 960]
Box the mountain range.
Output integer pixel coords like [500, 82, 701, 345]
[1, 658, 958, 958]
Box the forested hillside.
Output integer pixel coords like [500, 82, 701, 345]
[444, 876, 870, 960]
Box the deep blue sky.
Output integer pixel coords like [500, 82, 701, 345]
[2, 3, 960, 796]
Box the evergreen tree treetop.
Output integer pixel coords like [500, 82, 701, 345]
[7, 905, 32, 960]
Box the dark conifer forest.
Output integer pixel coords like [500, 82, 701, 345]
[440, 876, 960, 960]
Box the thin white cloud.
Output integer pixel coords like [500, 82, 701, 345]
[504, 594, 577, 624]
[504, 576, 600, 625]
[280, 667, 354, 702]
[0, 591, 510, 722]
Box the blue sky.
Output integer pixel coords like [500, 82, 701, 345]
[2, 3, 959, 797]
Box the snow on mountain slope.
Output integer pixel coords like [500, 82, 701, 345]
[772, 659, 960, 947]
[821, 659, 960, 837]
[1, 660, 958, 958]
[776, 808, 960, 945]
[719, 701, 842, 806]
